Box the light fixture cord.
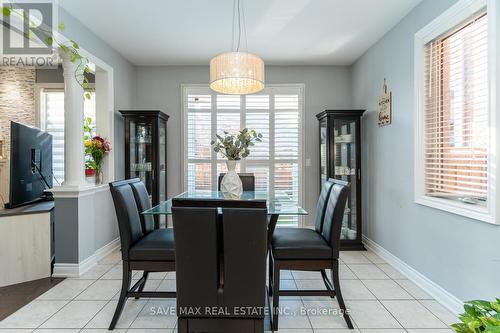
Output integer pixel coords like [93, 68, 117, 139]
[242, 0, 248, 52]
[231, 0, 236, 51]
[236, 0, 241, 51]
[231, 0, 248, 52]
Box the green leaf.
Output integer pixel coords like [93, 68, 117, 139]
[45, 36, 53, 46]
[60, 44, 69, 53]
[71, 40, 79, 49]
[2, 6, 11, 16]
[85, 92, 91, 100]
[58, 23, 65, 31]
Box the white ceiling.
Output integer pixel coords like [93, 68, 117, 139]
[60, 0, 422, 66]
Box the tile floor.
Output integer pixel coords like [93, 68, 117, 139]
[0, 249, 458, 333]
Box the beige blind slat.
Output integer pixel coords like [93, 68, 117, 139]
[422, 11, 488, 203]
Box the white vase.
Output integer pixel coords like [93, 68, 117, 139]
[220, 160, 242, 199]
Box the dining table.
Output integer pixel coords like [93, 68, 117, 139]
[142, 190, 308, 248]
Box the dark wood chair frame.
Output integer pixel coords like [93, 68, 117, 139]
[268, 181, 354, 331]
[109, 179, 176, 330]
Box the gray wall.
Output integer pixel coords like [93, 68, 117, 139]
[351, 0, 500, 300]
[135, 66, 352, 225]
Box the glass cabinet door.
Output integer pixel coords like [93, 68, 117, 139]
[129, 120, 153, 200]
[159, 120, 167, 203]
[333, 118, 357, 241]
[319, 118, 328, 186]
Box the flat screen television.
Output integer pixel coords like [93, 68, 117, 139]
[7, 121, 53, 208]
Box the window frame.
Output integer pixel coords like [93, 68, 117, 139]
[181, 83, 305, 225]
[414, 0, 500, 224]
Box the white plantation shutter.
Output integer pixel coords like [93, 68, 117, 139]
[423, 12, 489, 205]
[39, 89, 96, 184]
[184, 85, 303, 225]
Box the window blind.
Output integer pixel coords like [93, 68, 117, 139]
[184, 86, 302, 225]
[423, 12, 488, 204]
[39, 89, 96, 184]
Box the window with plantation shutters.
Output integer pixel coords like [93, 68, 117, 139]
[423, 12, 488, 204]
[183, 85, 303, 226]
[39, 88, 96, 184]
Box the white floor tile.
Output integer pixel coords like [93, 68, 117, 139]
[73, 264, 114, 280]
[382, 300, 447, 329]
[339, 264, 358, 279]
[316, 330, 360, 333]
[164, 272, 176, 280]
[340, 252, 372, 264]
[0, 330, 33, 333]
[346, 300, 401, 329]
[129, 300, 177, 329]
[376, 264, 406, 279]
[39, 301, 107, 329]
[362, 279, 412, 300]
[419, 300, 458, 326]
[97, 250, 121, 265]
[302, 299, 348, 329]
[156, 279, 176, 292]
[363, 252, 386, 264]
[76, 280, 122, 300]
[274, 300, 311, 329]
[348, 264, 389, 279]
[37, 280, 94, 300]
[100, 265, 123, 280]
[361, 328, 406, 333]
[80, 329, 127, 333]
[85, 300, 146, 329]
[0, 301, 68, 329]
[395, 280, 433, 299]
[407, 328, 454, 333]
[127, 330, 173, 333]
[33, 329, 79, 333]
[339, 279, 376, 300]
[291, 271, 322, 280]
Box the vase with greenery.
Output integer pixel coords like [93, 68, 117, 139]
[452, 299, 500, 332]
[211, 128, 262, 198]
[84, 117, 111, 184]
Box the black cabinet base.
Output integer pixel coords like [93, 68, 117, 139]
[340, 242, 366, 251]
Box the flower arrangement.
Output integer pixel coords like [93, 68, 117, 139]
[211, 128, 262, 160]
[84, 118, 111, 181]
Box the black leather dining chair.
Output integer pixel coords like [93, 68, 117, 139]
[269, 178, 353, 330]
[172, 198, 268, 333]
[218, 173, 255, 191]
[108, 179, 176, 330]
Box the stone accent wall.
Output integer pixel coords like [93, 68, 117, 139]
[0, 67, 36, 159]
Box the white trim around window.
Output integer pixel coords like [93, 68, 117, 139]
[414, 0, 500, 224]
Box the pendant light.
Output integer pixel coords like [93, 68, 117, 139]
[210, 0, 264, 95]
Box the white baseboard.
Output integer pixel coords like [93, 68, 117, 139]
[53, 237, 120, 278]
[362, 235, 463, 315]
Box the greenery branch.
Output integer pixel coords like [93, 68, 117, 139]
[211, 128, 263, 160]
[2, 2, 92, 99]
[452, 299, 500, 332]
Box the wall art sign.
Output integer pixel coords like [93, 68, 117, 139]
[378, 78, 392, 127]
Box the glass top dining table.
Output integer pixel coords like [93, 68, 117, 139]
[142, 190, 308, 216]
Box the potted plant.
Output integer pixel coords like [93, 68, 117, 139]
[211, 128, 262, 198]
[452, 299, 500, 332]
[84, 118, 111, 184]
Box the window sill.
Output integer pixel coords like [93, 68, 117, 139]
[415, 195, 497, 225]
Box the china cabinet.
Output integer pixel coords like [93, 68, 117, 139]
[316, 109, 366, 250]
[120, 110, 169, 228]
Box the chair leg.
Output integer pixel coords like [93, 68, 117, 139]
[332, 259, 354, 329]
[135, 271, 149, 299]
[320, 269, 335, 298]
[109, 261, 132, 330]
[268, 254, 274, 296]
[272, 262, 280, 331]
[178, 318, 188, 333]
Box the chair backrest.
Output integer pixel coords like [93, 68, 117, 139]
[218, 173, 255, 191]
[129, 180, 155, 234]
[321, 178, 350, 258]
[172, 199, 267, 319]
[109, 179, 144, 260]
[314, 179, 335, 233]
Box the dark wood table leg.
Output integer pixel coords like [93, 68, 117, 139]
[267, 214, 279, 251]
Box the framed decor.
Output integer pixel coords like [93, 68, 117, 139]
[378, 79, 392, 127]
